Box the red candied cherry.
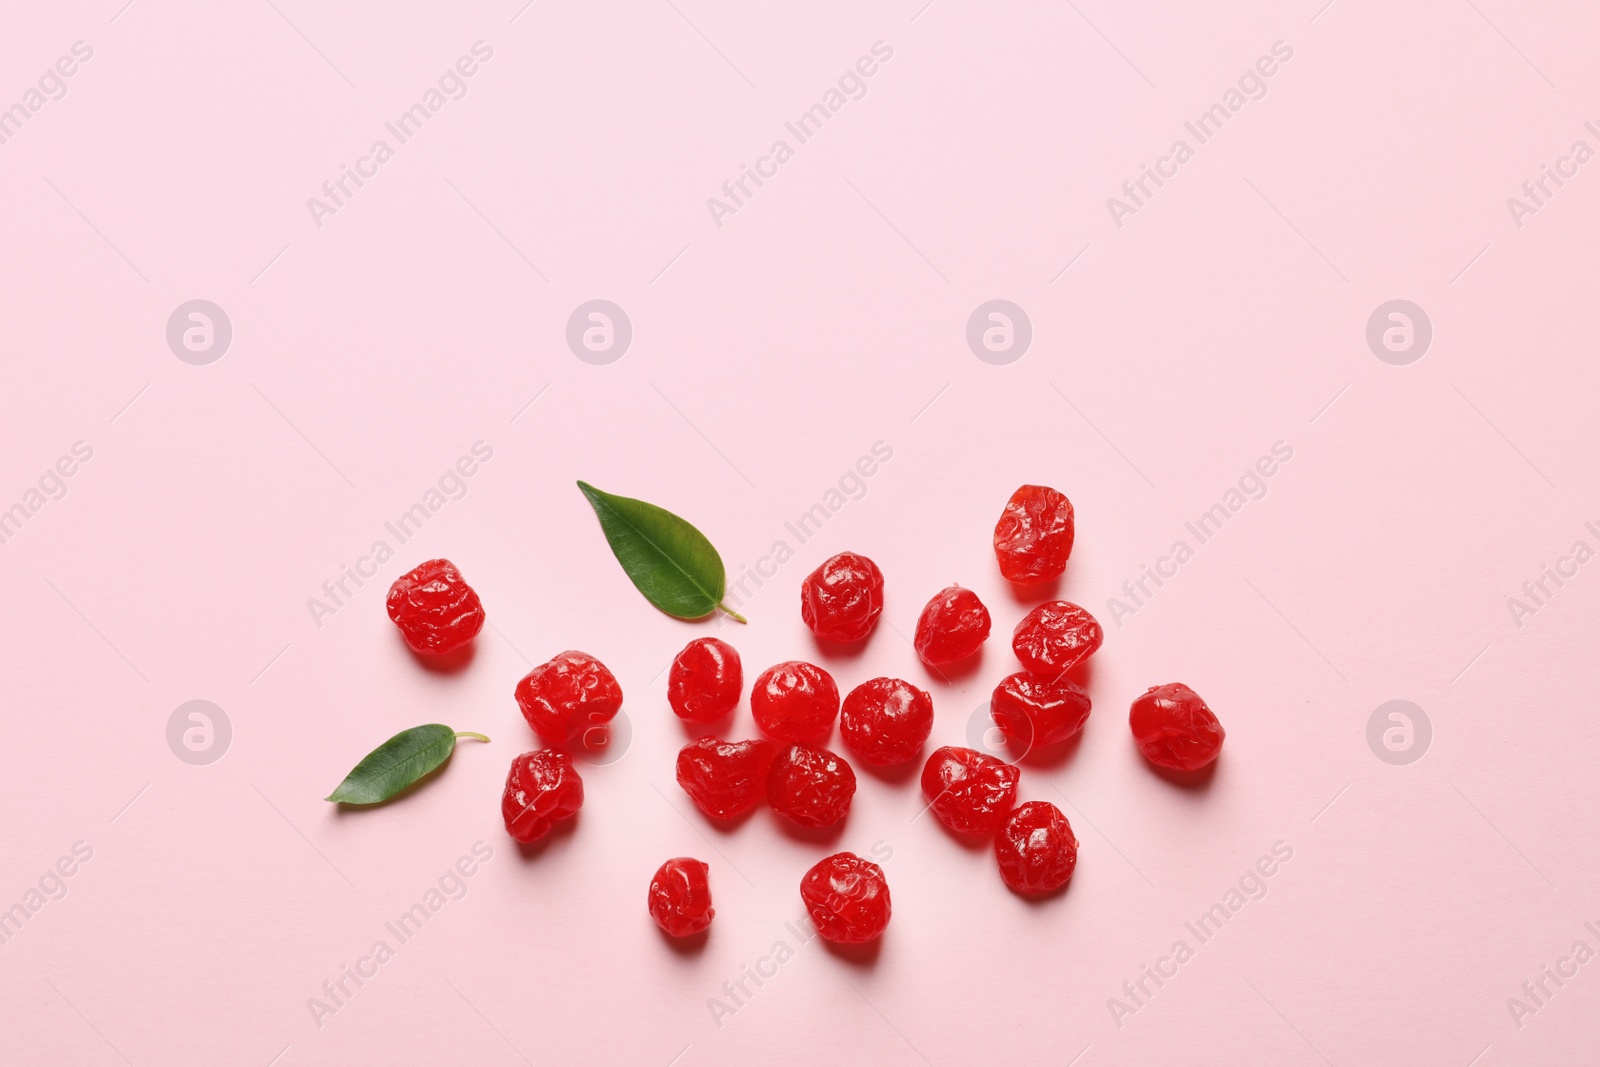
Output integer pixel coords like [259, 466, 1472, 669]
[515, 651, 623, 746]
[676, 737, 774, 819]
[668, 637, 742, 723]
[385, 558, 485, 655]
[767, 743, 856, 828]
[750, 661, 839, 744]
[991, 672, 1092, 749]
[995, 800, 1078, 894]
[839, 678, 934, 767]
[1012, 601, 1103, 676]
[1130, 683, 1225, 771]
[920, 746, 1019, 835]
[800, 852, 891, 943]
[648, 857, 714, 937]
[800, 551, 885, 643]
[914, 585, 991, 666]
[501, 749, 583, 844]
[993, 485, 1075, 584]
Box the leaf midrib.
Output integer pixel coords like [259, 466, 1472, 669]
[583, 482, 721, 608]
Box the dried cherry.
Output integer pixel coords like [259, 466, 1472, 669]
[839, 677, 934, 766]
[800, 852, 891, 943]
[750, 661, 839, 744]
[767, 743, 856, 828]
[648, 857, 714, 937]
[913, 586, 991, 666]
[1129, 683, 1224, 771]
[668, 637, 742, 723]
[991, 671, 1092, 748]
[800, 551, 885, 643]
[1012, 601, 1102, 676]
[514, 651, 623, 746]
[919, 746, 1018, 835]
[501, 749, 583, 843]
[993, 485, 1074, 584]
[676, 737, 774, 819]
[385, 558, 485, 655]
[995, 800, 1077, 894]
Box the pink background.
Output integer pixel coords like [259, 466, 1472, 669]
[3, 1, 1598, 1064]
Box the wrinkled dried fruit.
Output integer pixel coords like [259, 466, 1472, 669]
[995, 800, 1077, 894]
[768, 744, 856, 828]
[750, 661, 839, 744]
[1012, 601, 1102, 676]
[913, 586, 991, 666]
[501, 749, 583, 843]
[648, 857, 714, 937]
[800, 551, 885, 643]
[919, 746, 1019, 835]
[515, 651, 623, 746]
[385, 558, 485, 655]
[676, 737, 775, 819]
[839, 678, 934, 767]
[993, 485, 1075, 584]
[668, 637, 743, 723]
[991, 672, 1092, 749]
[800, 852, 891, 943]
[1130, 683, 1225, 770]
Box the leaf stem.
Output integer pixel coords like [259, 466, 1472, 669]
[716, 602, 748, 624]
[454, 731, 491, 743]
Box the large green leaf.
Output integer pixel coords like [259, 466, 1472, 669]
[326, 724, 489, 805]
[577, 481, 746, 622]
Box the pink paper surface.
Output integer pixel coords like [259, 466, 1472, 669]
[2, 1, 1597, 1064]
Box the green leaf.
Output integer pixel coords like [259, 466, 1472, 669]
[325, 725, 490, 805]
[576, 481, 746, 622]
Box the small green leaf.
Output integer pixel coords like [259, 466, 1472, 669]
[326, 725, 490, 805]
[577, 481, 746, 622]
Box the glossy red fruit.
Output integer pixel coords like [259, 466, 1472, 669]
[914, 586, 991, 666]
[676, 737, 775, 820]
[800, 551, 885, 643]
[800, 852, 891, 943]
[385, 558, 485, 655]
[648, 857, 714, 937]
[991, 672, 1092, 749]
[1012, 601, 1103, 676]
[768, 744, 856, 828]
[1130, 683, 1225, 770]
[995, 800, 1078, 894]
[501, 749, 583, 844]
[839, 678, 934, 766]
[515, 651, 623, 746]
[750, 661, 839, 744]
[993, 485, 1075, 584]
[668, 638, 742, 723]
[919, 747, 1019, 835]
